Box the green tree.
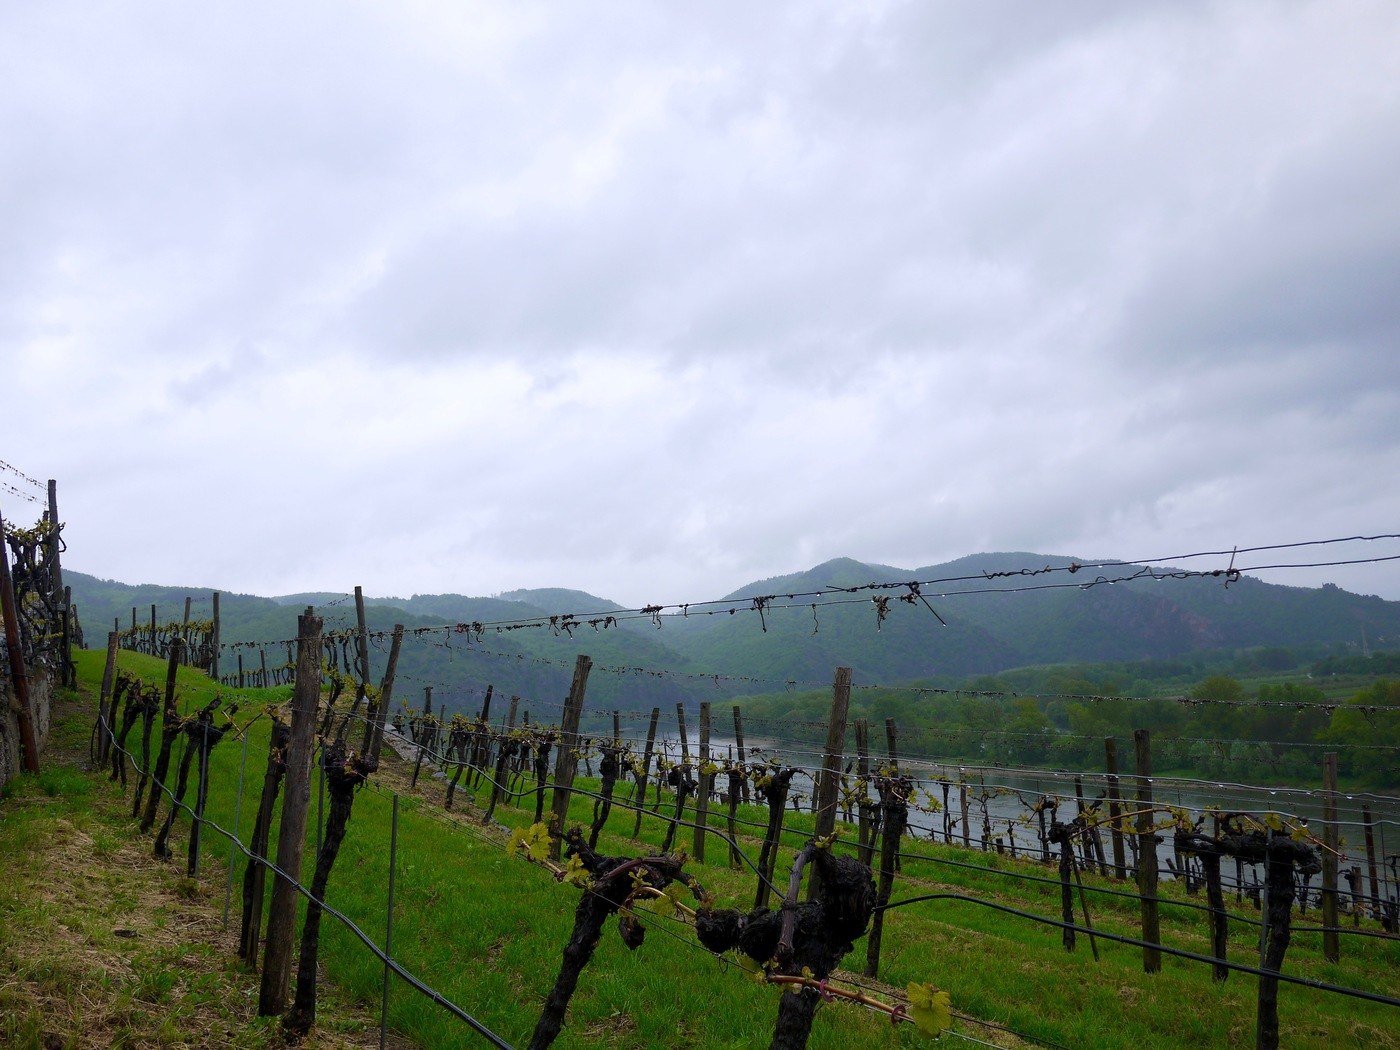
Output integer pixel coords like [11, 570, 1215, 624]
[1323, 680, 1400, 785]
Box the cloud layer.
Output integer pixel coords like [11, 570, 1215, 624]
[4, 1, 1399, 608]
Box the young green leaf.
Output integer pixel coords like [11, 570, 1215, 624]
[906, 982, 951, 1037]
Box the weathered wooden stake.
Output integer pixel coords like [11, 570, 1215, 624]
[631, 706, 660, 839]
[349, 586, 371, 729]
[732, 705, 751, 804]
[855, 719, 873, 866]
[864, 721, 905, 979]
[96, 630, 120, 764]
[693, 702, 712, 862]
[258, 613, 322, 1017]
[548, 655, 592, 861]
[809, 667, 851, 900]
[1134, 728, 1161, 973]
[959, 780, 971, 849]
[1363, 805, 1380, 920]
[1051, 822, 1076, 952]
[1321, 752, 1339, 962]
[210, 592, 221, 680]
[364, 624, 403, 761]
[1105, 737, 1128, 879]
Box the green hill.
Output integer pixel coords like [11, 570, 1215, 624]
[65, 552, 1400, 724]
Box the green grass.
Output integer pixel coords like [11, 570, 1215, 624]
[43, 648, 1400, 1048]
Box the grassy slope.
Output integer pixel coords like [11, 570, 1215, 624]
[12, 649, 1400, 1049]
[0, 682, 411, 1050]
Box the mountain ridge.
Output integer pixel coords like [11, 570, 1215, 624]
[66, 553, 1400, 717]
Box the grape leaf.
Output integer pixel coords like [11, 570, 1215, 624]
[906, 982, 951, 1036]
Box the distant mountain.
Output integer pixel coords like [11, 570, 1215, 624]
[66, 553, 1400, 718]
[668, 553, 1400, 683]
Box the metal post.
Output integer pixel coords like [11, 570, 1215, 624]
[381, 793, 399, 1050]
[223, 726, 252, 927]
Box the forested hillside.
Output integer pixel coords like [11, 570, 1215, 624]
[66, 552, 1400, 751]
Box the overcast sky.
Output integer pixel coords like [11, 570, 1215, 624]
[4, 1, 1399, 610]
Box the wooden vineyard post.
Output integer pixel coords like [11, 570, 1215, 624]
[693, 702, 712, 862]
[725, 745, 744, 868]
[61, 585, 74, 688]
[1134, 729, 1161, 973]
[855, 719, 873, 866]
[1363, 805, 1381, 920]
[0, 508, 39, 773]
[1321, 752, 1339, 962]
[632, 708, 658, 840]
[631, 707, 660, 838]
[258, 612, 322, 1017]
[662, 703, 693, 854]
[365, 624, 403, 761]
[959, 779, 971, 849]
[732, 705, 751, 803]
[1050, 822, 1076, 952]
[548, 655, 592, 862]
[45, 480, 62, 593]
[864, 719, 905, 979]
[677, 702, 691, 768]
[343, 585, 371, 734]
[46, 482, 74, 687]
[1105, 737, 1128, 879]
[96, 630, 120, 764]
[210, 592, 220, 680]
[808, 667, 851, 900]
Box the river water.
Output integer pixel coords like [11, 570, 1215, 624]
[617, 726, 1400, 903]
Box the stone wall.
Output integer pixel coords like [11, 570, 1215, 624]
[0, 651, 53, 790]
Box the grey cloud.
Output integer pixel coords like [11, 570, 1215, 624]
[5, 0, 1400, 607]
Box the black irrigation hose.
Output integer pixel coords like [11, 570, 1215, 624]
[880, 892, 1400, 1009]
